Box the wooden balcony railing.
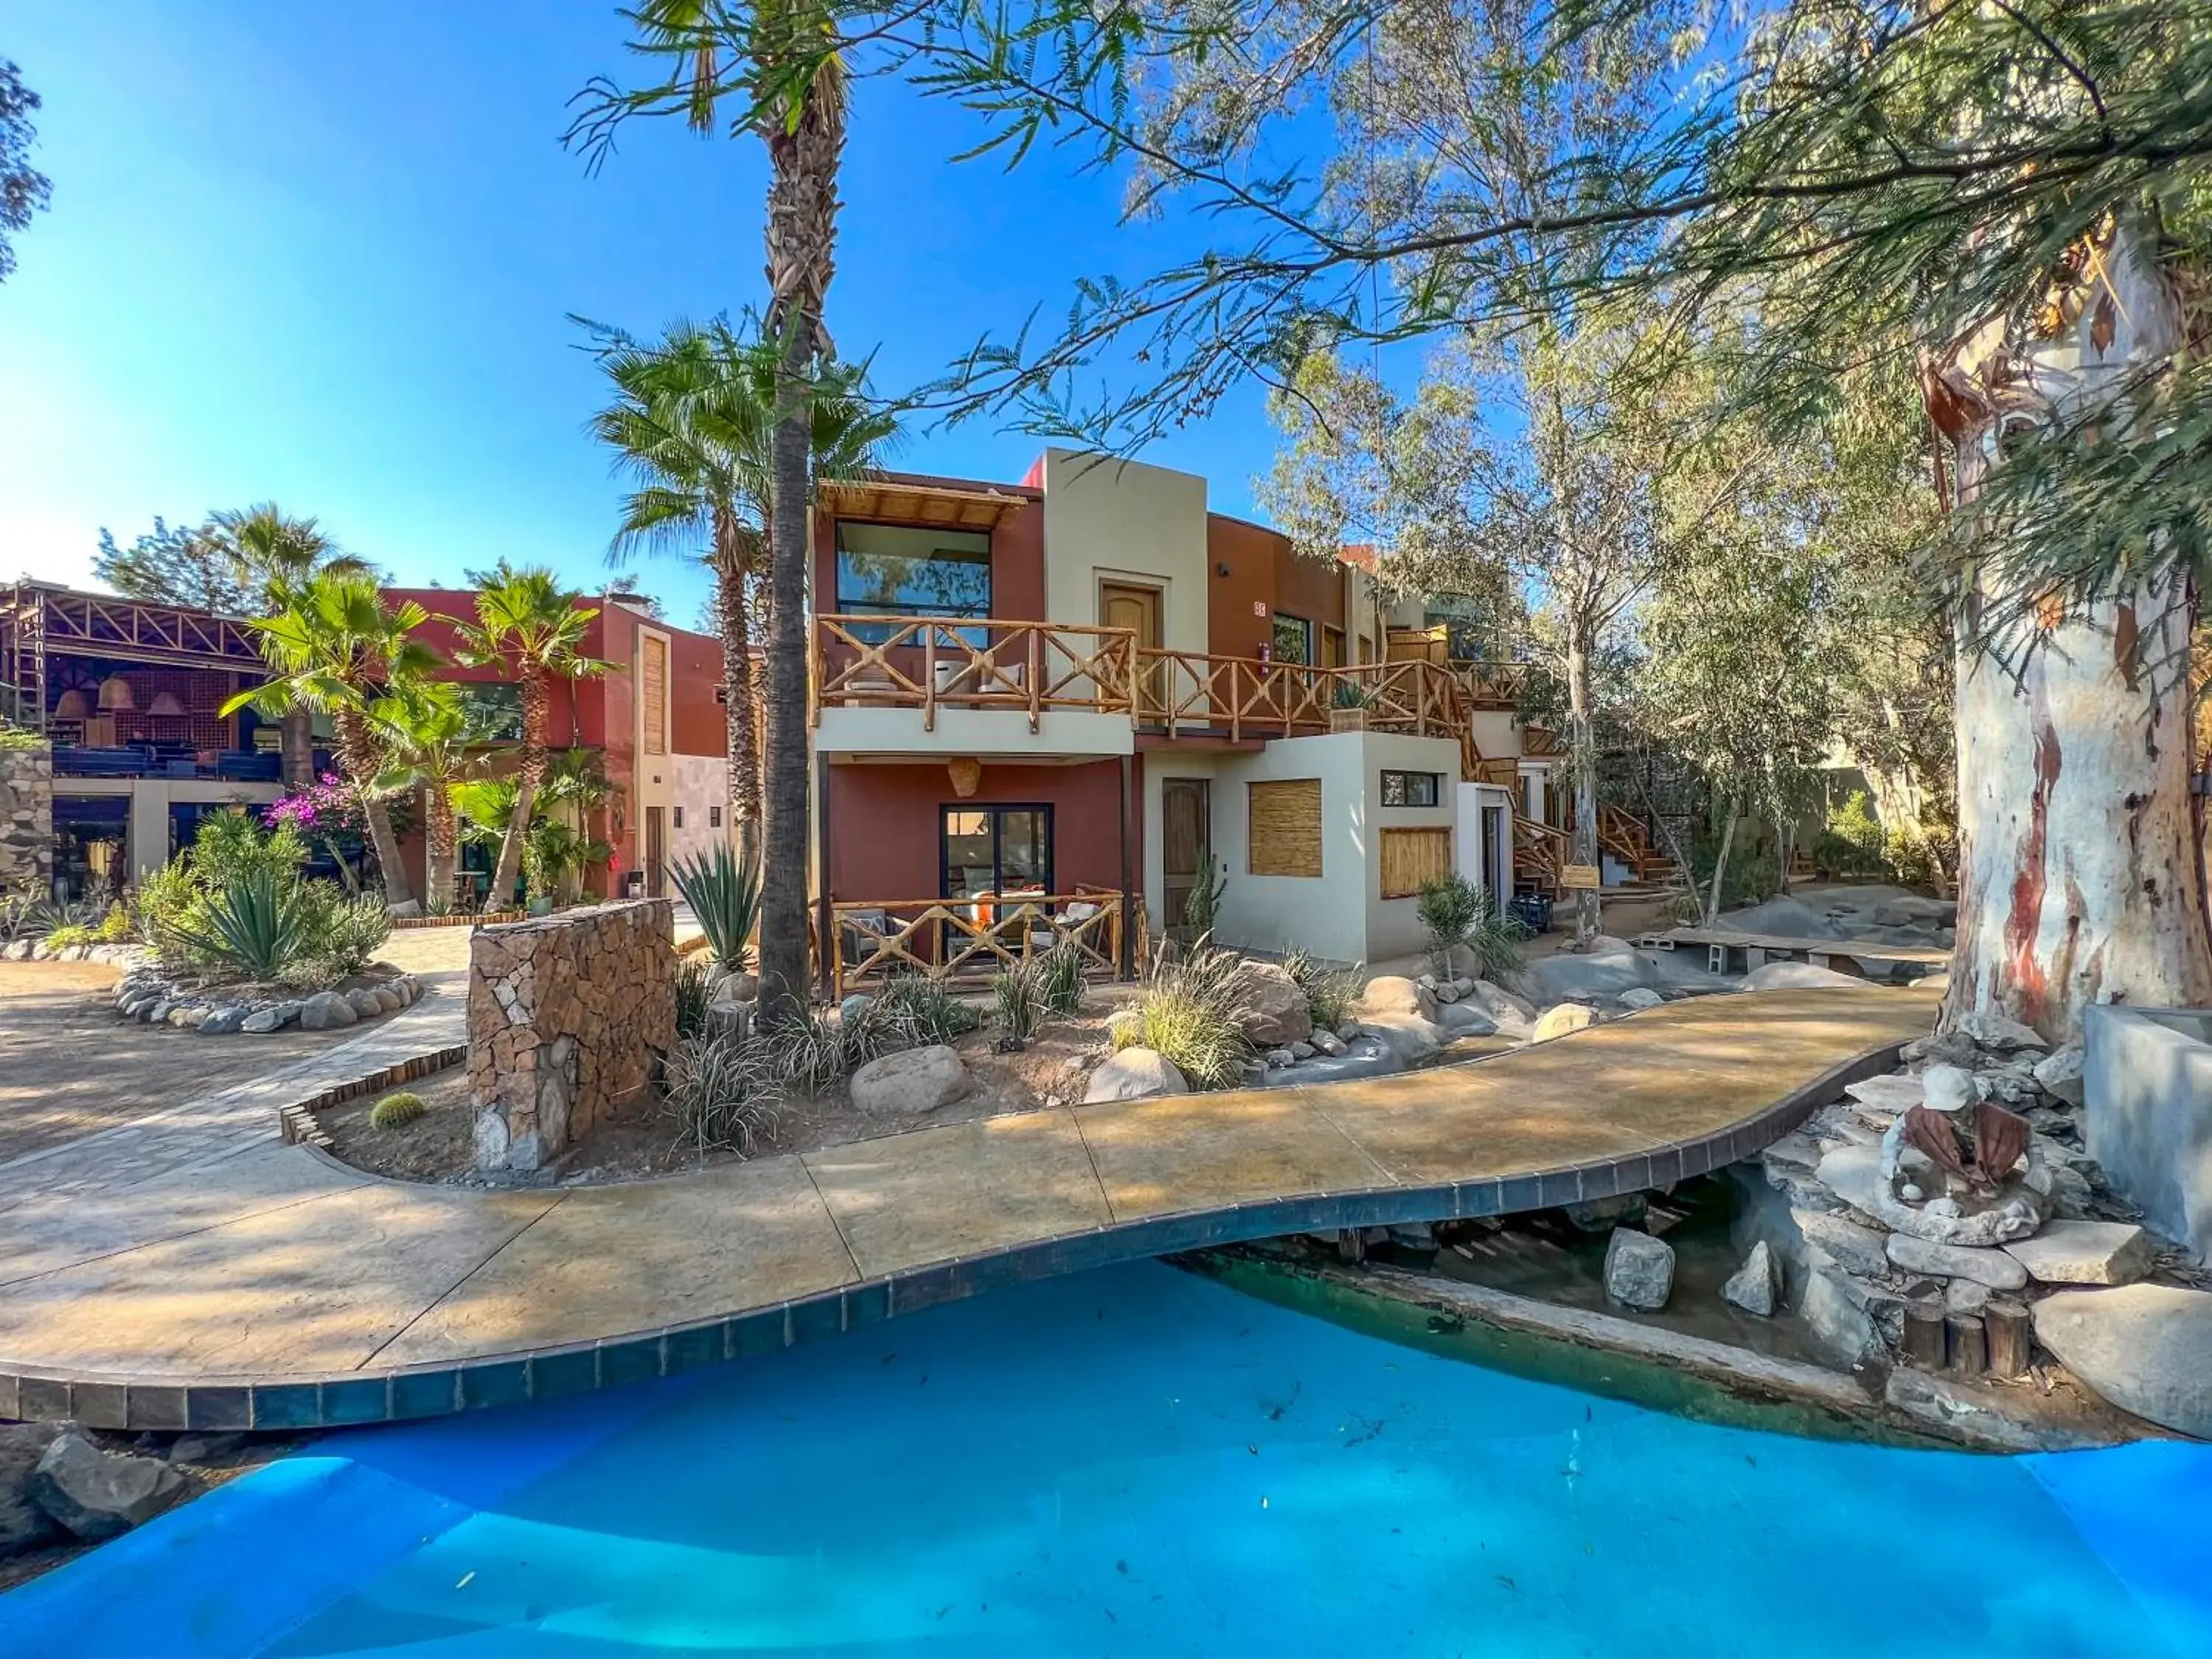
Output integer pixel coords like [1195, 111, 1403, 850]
[812, 615, 1137, 733]
[827, 888, 1130, 998]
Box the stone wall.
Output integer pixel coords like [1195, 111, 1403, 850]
[467, 898, 677, 1171]
[0, 745, 53, 899]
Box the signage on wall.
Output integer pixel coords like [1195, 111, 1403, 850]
[1559, 863, 1601, 891]
[1252, 601, 1268, 616]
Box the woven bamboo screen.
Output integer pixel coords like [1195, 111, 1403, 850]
[1380, 826, 1452, 898]
[1248, 779, 1323, 877]
[642, 634, 669, 756]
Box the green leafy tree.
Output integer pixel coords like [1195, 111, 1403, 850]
[224, 573, 440, 906]
[445, 565, 607, 908]
[582, 312, 896, 864]
[0, 59, 50, 284]
[371, 678, 502, 914]
[94, 518, 255, 616]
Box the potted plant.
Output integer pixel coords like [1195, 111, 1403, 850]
[1329, 679, 1375, 732]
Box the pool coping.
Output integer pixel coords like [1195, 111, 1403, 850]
[0, 1026, 1910, 1431]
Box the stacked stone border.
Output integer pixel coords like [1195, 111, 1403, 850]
[0, 1029, 1910, 1431]
[275, 1044, 468, 1149]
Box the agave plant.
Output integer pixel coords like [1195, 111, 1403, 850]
[668, 840, 762, 971]
[167, 867, 311, 980]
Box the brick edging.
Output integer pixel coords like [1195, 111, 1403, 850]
[275, 1045, 467, 1148]
[389, 911, 523, 931]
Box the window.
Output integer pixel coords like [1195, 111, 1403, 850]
[1380, 827, 1453, 898]
[1380, 769, 1441, 808]
[942, 805, 1053, 900]
[835, 522, 992, 639]
[1248, 779, 1322, 877]
[709, 804, 723, 829]
[1270, 612, 1313, 664]
[452, 682, 524, 742]
[672, 805, 685, 830]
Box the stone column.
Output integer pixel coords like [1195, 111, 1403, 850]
[0, 745, 55, 900]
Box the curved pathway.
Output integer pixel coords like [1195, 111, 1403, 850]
[0, 984, 1933, 1429]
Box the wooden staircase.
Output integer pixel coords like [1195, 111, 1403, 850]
[1599, 804, 1684, 895]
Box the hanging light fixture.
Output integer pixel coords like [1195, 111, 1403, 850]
[52, 688, 92, 720]
[146, 690, 187, 718]
[96, 675, 136, 712]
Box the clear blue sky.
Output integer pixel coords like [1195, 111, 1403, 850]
[0, 1, 1286, 628]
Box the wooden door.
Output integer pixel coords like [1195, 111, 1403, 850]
[645, 805, 666, 898]
[1161, 778, 1210, 939]
[1101, 582, 1164, 719]
[1322, 625, 1346, 669]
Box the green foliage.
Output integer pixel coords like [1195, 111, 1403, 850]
[94, 516, 255, 615]
[0, 721, 44, 751]
[1416, 874, 1526, 984]
[310, 891, 393, 979]
[1281, 944, 1360, 1032]
[1813, 790, 1889, 880]
[664, 1032, 785, 1157]
[368, 1092, 426, 1131]
[990, 956, 1050, 1041]
[1181, 856, 1228, 938]
[165, 866, 313, 980]
[668, 841, 762, 970]
[868, 975, 981, 1045]
[673, 956, 714, 1040]
[1130, 943, 1253, 1089]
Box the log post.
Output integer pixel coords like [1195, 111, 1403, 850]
[1947, 1314, 1989, 1380]
[1984, 1299, 2033, 1380]
[1903, 1298, 1948, 1368]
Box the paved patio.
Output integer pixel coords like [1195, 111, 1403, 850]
[0, 983, 1934, 1428]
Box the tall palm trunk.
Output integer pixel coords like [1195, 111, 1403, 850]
[753, 45, 846, 1026]
[493, 675, 549, 905]
[332, 707, 414, 908]
[280, 706, 316, 787]
[758, 324, 816, 1023]
[712, 510, 764, 864]
[424, 787, 458, 914]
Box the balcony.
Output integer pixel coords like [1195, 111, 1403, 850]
[52, 745, 284, 783]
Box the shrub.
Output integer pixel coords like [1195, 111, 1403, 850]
[368, 1091, 426, 1130]
[300, 888, 392, 979]
[1107, 1006, 1144, 1050]
[166, 868, 313, 980]
[668, 841, 761, 970]
[673, 956, 714, 1040]
[1813, 790, 1888, 879]
[664, 1032, 785, 1156]
[1037, 938, 1087, 1017]
[1129, 942, 1253, 1088]
[991, 956, 1050, 1041]
[869, 975, 981, 1045]
[1281, 945, 1360, 1032]
[1416, 874, 1526, 984]
[0, 722, 44, 751]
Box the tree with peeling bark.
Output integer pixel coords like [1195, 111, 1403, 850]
[583, 313, 897, 866]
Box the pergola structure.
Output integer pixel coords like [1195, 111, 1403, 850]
[1, 581, 265, 731]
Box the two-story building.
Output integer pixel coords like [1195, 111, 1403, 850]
[807, 450, 1557, 990]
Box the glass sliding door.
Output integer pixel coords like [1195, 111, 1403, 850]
[941, 805, 1054, 902]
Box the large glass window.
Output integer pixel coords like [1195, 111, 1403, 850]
[942, 805, 1052, 900]
[1271, 612, 1313, 664]
[835, 523, 992, 622]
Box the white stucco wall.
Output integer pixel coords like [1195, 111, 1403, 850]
[814, 706, 1135, 758]
[668, 753, 728, 866]
[1142, 731, 1461, 964]
[1040, 448, 1210, 650]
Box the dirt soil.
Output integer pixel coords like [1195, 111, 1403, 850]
[0, 962, 347, 1164]
[319, 1003, 1132, 1186]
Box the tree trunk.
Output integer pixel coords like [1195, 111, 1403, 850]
[331, 707, 411, 908]
[280, 706, 315, 788]
[1924, 215, 2212, 1043]
[425, 787, 457, 914]
[492, 675, 547, 907]
[1565, 622, 1601, 943]
[756, 324, 815, 1026]
[712, 517, 763, 866]
[1705, 796, 1739, 928]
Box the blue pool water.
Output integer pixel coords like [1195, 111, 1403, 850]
[3, 1261, 2207, 1658]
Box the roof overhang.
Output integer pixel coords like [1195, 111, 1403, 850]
[819, 479, 1032, 532]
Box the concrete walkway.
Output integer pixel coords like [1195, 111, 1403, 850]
[0, 984, 1933, 1429]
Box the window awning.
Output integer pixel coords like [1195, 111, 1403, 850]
[819, 478, 1032, 531]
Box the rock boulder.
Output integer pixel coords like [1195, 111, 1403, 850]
[0, 1422, 63, 1551]
[1739, 961, 1868, 992]
[1884, 1233, 2029, 1290]
[1232, 961, 1313, 1048]
[1602, 1228, 1674, 1310]
[2002, 1220, 2154, 1287]
[1082, 1047, 1189, 1104]
[299, 990, 358, 1031]
[29, 1431, 186, 1542]
[2033, 1284, 2212, 1439]
[1721, 1240, 1779, 1316]
[849, 1044, 970, 1115]
[1531, 1001, 1600, 1043]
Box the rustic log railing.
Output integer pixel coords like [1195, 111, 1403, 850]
[811, 615, 1137, 733]
[1514, 813, 1571, 895]
[830, 888, 1127, 998]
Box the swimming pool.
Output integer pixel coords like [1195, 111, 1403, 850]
[3, 1261, 2204, 1657]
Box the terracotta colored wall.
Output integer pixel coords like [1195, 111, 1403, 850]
[664, 625, 726, 758]
[1203, 515, 1344, 661]
[826, 757, 1135, 902]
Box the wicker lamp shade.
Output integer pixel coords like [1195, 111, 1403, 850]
[96, 675, 136, 712]
[947, 757, 983, 799]
[52, 688, 93, 720]
[145, 690, 188, 718]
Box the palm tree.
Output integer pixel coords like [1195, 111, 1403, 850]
[209, 504, 375, 785]
[445, 565, 607, 908]
[223, 572, 439, 906]
[370, 678, 494, 914]
[574, 0, 848, 1025]
[584, 314, 895, 864]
